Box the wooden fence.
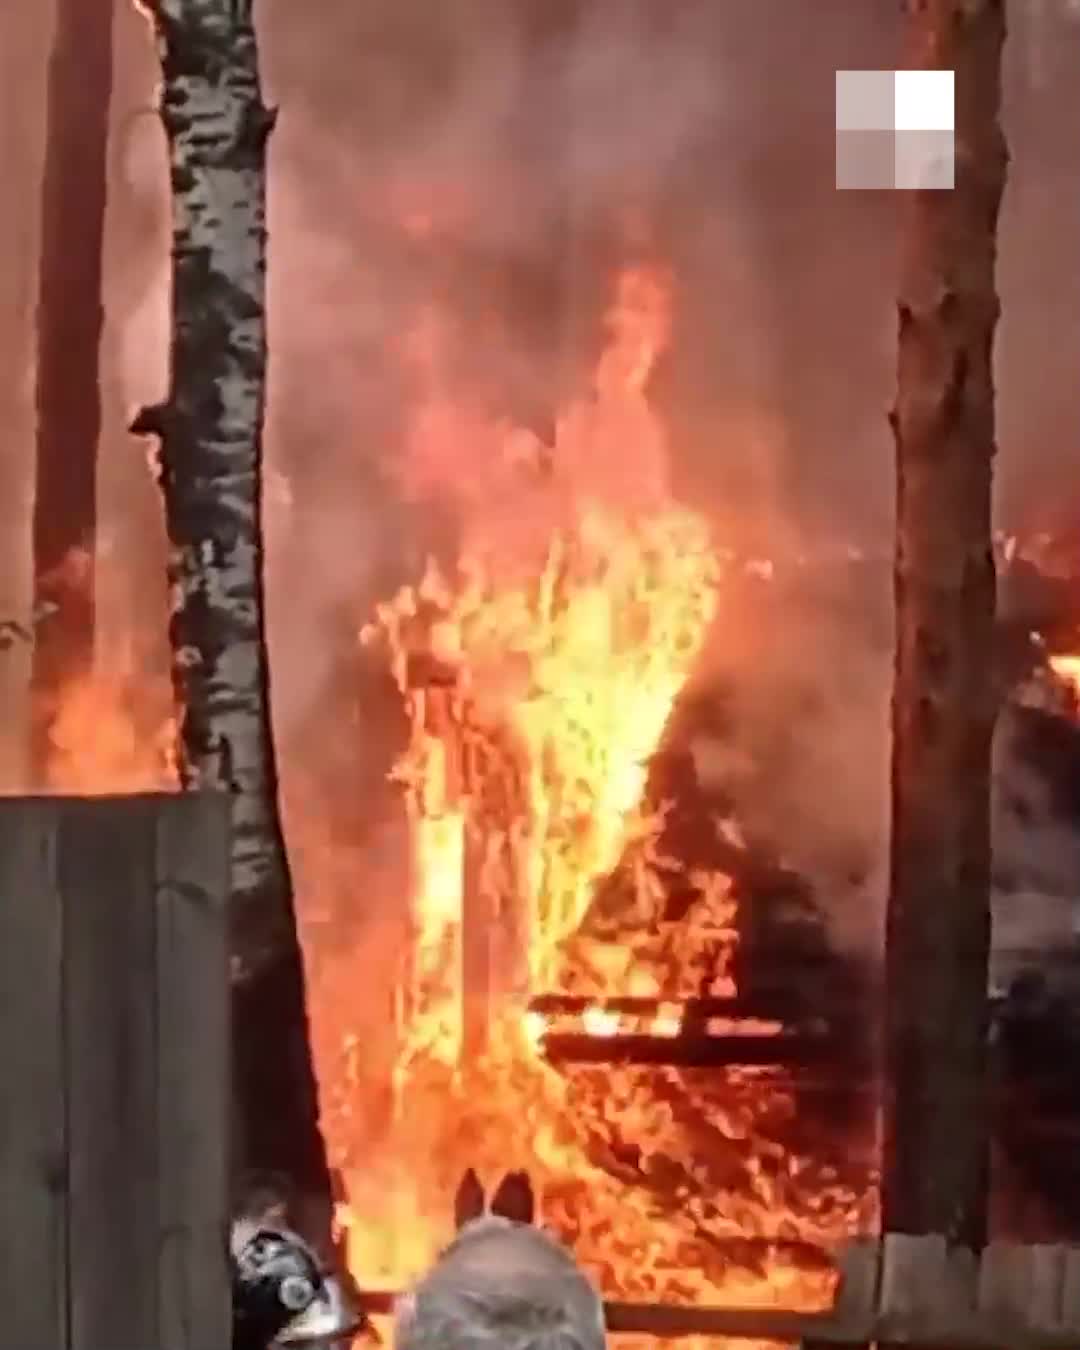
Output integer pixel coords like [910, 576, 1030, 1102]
[358, 1234, 1080, 1346]
[0, 794, 231, 1350]
[618, 1232, 1080, 1346]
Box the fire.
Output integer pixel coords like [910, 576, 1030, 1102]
[367, 266, 722, 1005]
[581, 1006, 621, 1038]
[19, 258, 874, 1337]
[38, 667, 178, 794]
[1048, 652, 1080, 702]
[336, 262, 872, 1329]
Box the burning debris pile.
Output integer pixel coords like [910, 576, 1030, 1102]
[13, 258, 1080, 1344]
[319, 265, 877, 1324]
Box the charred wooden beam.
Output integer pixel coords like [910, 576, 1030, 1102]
[537, 1030, 856, 1069]
[461, 821, 494, 1063]
[528, 992, 834, 1027]
[405, 651, 461, 689]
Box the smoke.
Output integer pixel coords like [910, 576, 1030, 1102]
[6, 0, 1080, 969]
[0, 0, 54, 786]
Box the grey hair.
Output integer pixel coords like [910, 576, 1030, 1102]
[394, 1216, 606, 1350]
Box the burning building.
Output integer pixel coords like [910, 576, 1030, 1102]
[5, 0, 1080, 1345]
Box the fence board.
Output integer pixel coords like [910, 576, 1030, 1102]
[829, 1236, 880, 1332]
[1059, 1248, 1080, 1335]
[1024, 1245, 1065, 1333]
[155, 794, 231, 1350]
[0, 794, 231, 1350]
[0, 802, 66, 1350]
[63, 797, 161, 1350]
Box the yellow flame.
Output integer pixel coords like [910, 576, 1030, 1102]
[1049, 652, 1080, 701]
[337, 264, 870, 1314]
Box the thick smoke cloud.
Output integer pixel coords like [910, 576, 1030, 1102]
[5, 0, 1080, 961]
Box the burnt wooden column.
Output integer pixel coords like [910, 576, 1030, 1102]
[884, 0, 1007, 1254]
[461, 719, 531, 1064]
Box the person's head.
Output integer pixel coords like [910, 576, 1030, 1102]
[394, 1172, 606, 1350]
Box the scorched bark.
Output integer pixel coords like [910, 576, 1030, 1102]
[884, 0, 1007, 1250]
[133, 0, 331, 1244]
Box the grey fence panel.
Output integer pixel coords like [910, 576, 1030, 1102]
[155, 794, 231, 1350]
[0, 801, 66, 1350]
[0, 794, 231, 1350]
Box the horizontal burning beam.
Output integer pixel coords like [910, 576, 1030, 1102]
[522, 990, 875, 1067]
[537, 1030, 842, 1068]
[527, 992, 829, 1025]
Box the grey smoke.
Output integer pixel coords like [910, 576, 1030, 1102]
[3, 0, 1080, 980]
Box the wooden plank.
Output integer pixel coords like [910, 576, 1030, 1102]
[1060, 1247, 1080, 1334]
[462, 818, 493, 1063]
[528, 992, 827, 1021]
[1025, 1245, 1066, 1333]
[800, 1238, 879, 1350]
[63, 796, 160, 1350]
[155, 793, 231, 1350]
[539, 1030, 838, 1067]
[879, 1233, 947, 1323]
[979, 1240, 1038, 1327]
[878, 1233, 977, 1343]
[491, 823, 530, 1006]
[830, 1237, 880, 1331]
[0, 800, 67, 1350]
[977, 1243, 1067, 1335]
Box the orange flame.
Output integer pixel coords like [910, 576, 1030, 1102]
[337, 266, 873, 1319]
[1049, 652, 1080, 703]
[23, 261, 875, 1334]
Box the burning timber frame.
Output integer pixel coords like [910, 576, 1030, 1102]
[398, 654, 532, 1066]
[355, 0, 1078, 1341]
[0, 794, 231, 1350]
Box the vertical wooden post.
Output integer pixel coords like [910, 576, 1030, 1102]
[884, 0, 1007, 1253]
[462, 818, 494, 1063]
[460, 724, 532, 1069]
[155, 795, 231, 1350]
[63, 800, 160, 1347]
